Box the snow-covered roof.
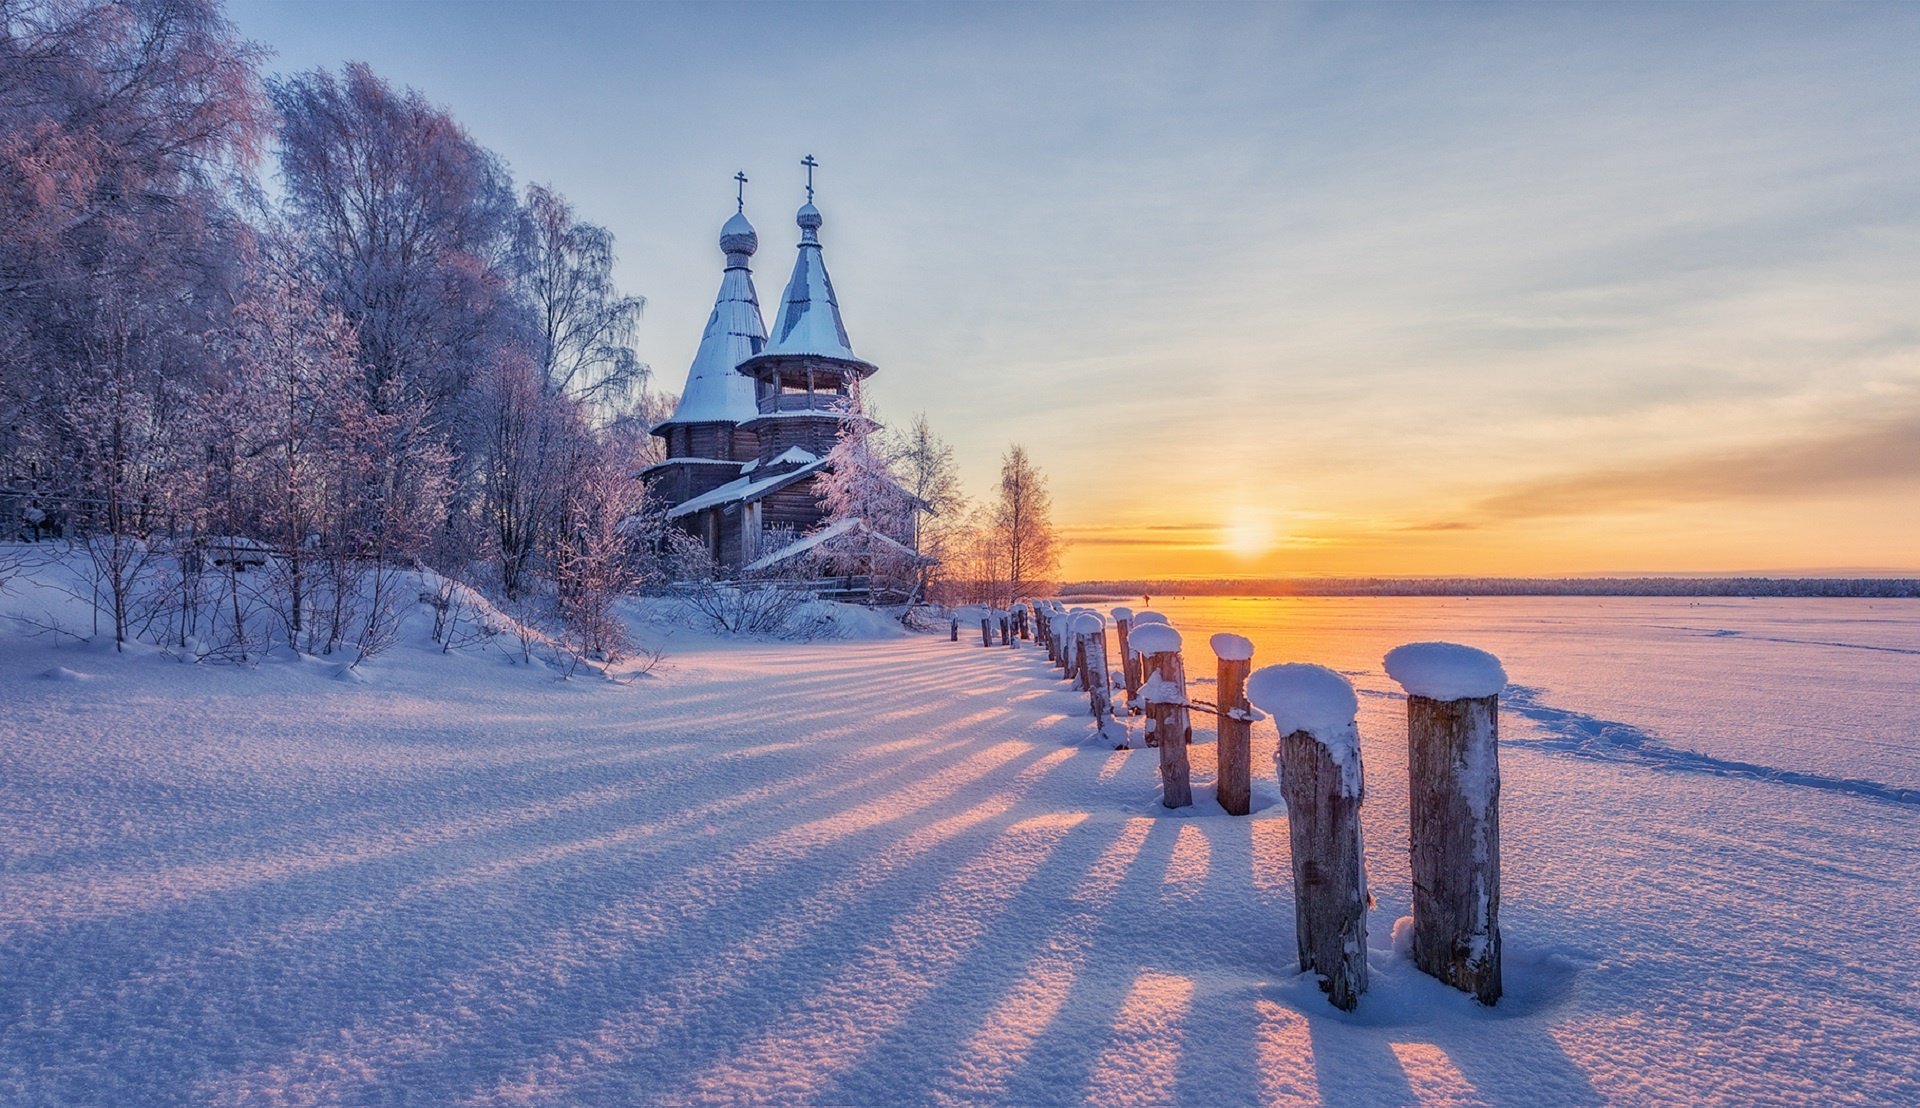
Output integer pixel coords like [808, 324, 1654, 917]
[744, 517, 923, 573]
[665, 456, 829, 520]
[763, 202, 857, 360]
[656, 213, 766, 430]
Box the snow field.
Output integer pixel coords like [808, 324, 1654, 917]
[1, 594, 1918, 1104]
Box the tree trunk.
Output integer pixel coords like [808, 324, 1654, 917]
[1407, 693, 1502, 1005]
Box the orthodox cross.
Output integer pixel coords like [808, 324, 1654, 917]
[734, 170, 748, 212]
[802, 154, 818, 202]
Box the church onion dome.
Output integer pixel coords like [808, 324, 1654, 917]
[759, 199, 870, 370]
[653, 209, 767, 432]
[719, 211, 758, 257]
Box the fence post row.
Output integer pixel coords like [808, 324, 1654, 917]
[1211, 633, 1255, 817]
[1247, 663, 1370, 1012]
[941, 604, 1509, 1016]
[1130, 621, 1192, 808]
[1384, 642, 1507, 1006]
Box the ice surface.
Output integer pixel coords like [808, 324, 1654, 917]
[1209, 633, 1253, 662]
[1384, 641, 1508, 700]
[1128, 623, 1181, 655]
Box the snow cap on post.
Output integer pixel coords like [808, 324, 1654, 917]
[1132, 610, 1170, 628]
[1383, 642, 1507, 701]
[1129, 623, 1181, 656]
[1110, 605, 1134, 621]
[1209, 632, 1253, 661]
[1247, 663, 1361, 795]
[1069, 610, 1106, 635]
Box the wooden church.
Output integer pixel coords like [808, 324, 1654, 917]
[643, 163, 921, 585]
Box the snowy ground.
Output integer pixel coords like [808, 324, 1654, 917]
[2, 589, 1918, 1105]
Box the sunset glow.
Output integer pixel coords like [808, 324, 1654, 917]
[226, 0, 1920, 580]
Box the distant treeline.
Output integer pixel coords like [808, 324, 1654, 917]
[1060, 578, 1920, 599]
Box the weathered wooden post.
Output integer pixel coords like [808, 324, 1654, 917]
[1036, 604, 1052, 660]
[1069, 611, 1114, 731]
[1246, 663, 1369, 1011]
[950, 614, 960, 641]
[1054, 608, 1076, 677]
[1384, 642, 1507, 1006]
[1111, 606, 1142, 711]
[1210, 633, 1255, 816]
[1002, 611, 1015, 647]
[1132, 623, 1192, 808]
[980, 611, 993, 647]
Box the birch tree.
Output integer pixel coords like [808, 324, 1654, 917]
[994, 444, 1060, 603]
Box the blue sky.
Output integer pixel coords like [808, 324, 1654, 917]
[227, 1, 1920, 576]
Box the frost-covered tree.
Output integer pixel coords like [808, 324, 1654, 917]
[549, 437, 646, 664]
[271, 62, 519, 414]
[515, 182, 647, 409]
[0, 0, 269, 525]
[884, 412, 964, 601]
[211, 250, 363, 649]
[994, 444, 1060, 602]
[815, 421, 920, 601]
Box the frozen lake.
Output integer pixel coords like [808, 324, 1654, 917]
[1117, 595, 1920, 793]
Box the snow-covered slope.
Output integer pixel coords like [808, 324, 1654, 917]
[1, 594, 1916, 1104]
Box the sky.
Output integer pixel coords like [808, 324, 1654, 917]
[225, 0, 1920, 580]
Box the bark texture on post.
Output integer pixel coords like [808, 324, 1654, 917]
[980, 617, 993, 647]
[1112, 609, 1141, 712]
[1141, 648, 1192, 807]
[1248, 662, 1369, 1012]
[1407, 693, 1502, 1005]
[1086, 632, 1112, 727]
[1214, 648, 1253, 816]
[950, 617, 959, 642]
[1274, 728, 1370, 1011]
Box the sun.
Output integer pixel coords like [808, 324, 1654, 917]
[1221, 513, 1275, 560]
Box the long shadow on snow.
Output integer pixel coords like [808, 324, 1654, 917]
[437, 749, 1080, 1103]
[1500, 684, 1920, 808]
[0, 725, 1014, 1104]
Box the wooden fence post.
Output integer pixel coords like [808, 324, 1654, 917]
[1247, 663, 1369, 1012]
[950, 615, 959, 642]
[980, 613, 993, 647]
[1211, 633, 1254, 816]
[1384, 642, 1507, 1006]
[1132, 623, 1192, 808]
[1069, 611, 1114, 735]
[1111, 606, 1141, 712]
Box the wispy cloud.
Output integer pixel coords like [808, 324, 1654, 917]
[1465, 405, 1920, 522]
